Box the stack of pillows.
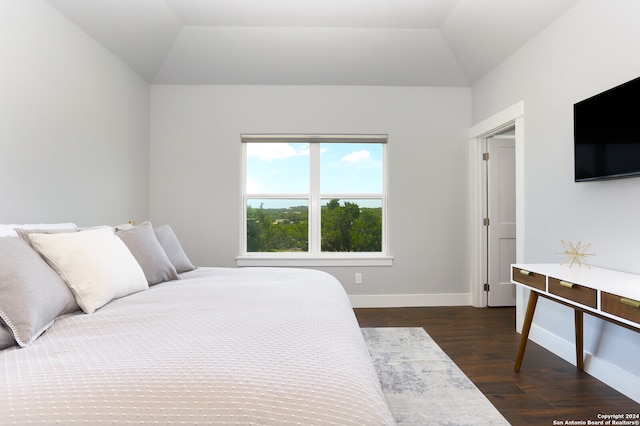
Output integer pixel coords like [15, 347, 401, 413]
[0, 221, 195, 350]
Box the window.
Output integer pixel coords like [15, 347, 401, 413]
[239, 134, 391, 266]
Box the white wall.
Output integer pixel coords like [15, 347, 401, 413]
[472, 0, 640, 402]
[150, 85, 471, 304]
[0, 1, 150, 226]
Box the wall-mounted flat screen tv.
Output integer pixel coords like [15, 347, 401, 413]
[574, 75, 640, 181]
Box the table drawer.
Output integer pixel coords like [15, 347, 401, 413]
[512, 267, 546, 291]
[548, 277, 597, 308]
[601, 292, 640, 324]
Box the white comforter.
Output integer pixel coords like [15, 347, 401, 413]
[0, 267, 395, 425]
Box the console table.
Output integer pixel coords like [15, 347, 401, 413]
[510, 263, 640, 371]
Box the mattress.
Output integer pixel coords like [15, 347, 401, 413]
[0, 267, 395, 425]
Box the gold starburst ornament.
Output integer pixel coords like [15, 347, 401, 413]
[557, 240, 595, 268]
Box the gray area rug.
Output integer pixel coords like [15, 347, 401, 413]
[362, 327, 510, 425]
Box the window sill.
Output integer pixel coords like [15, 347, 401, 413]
[235, 255, 393, 267]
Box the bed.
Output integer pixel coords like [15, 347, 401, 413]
[0, 222, 395, 425]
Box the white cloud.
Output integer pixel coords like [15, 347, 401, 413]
[247, 143, 309, 161]
[341, 149, 371, 163]
[245, 178, 260, 193]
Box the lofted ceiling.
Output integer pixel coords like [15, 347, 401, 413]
[45, 0, 580, 86]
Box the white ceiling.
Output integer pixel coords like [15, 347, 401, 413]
[45, 0, 580, 86]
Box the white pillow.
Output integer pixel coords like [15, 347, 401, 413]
[29, 227, 148, 314]
[0, 223, 76, 238]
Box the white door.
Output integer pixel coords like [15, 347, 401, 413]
[486, 135, 516, 306]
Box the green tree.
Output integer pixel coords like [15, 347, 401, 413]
[248, 200, 381, 253]
[351, 208, 382, 251]
[247, 204, 273, 252]
[247, 204, 308, 252]
[322, 200, 361, 252]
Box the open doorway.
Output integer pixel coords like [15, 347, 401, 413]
[469, 102, 525, 308]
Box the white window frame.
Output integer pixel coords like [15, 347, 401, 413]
[237, 134, 393, 267]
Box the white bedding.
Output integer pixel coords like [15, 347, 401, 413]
[0, 267, 395, 425]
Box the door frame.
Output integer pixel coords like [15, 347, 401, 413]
[469, 102, 525, 308]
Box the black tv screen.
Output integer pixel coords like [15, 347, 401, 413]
[574, 75, 640, 181]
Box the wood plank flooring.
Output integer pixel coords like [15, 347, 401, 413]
[354, 306, 640, 426]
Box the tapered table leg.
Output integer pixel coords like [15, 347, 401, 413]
[575, 310, 584, 370]
[515, 291, 539, 371]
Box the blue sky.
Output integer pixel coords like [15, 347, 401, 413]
[246, 143, 382, 208]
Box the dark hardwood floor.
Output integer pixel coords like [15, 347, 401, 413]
[354, 306, 640, 426]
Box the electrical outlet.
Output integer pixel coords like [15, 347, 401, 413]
[355, 273, 363, 284]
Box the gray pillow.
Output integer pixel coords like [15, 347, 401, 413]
[116, 221, 179, 285]
[0, 320, 16, 350]
[14, 228, 81, 315]
[15, 227, 77, 246]
[154, 224, 196, 273]
[0, 237, 78, 347]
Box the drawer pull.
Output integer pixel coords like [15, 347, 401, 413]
[620, 298, 640, 308]
[519, 270, 531, 276]
[560, 281, 575, 288]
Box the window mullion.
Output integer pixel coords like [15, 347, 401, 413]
[309, 144, 321, 254]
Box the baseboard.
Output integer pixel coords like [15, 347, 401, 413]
[348, 293, 471, 308]
[529, 324, 640, 404]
